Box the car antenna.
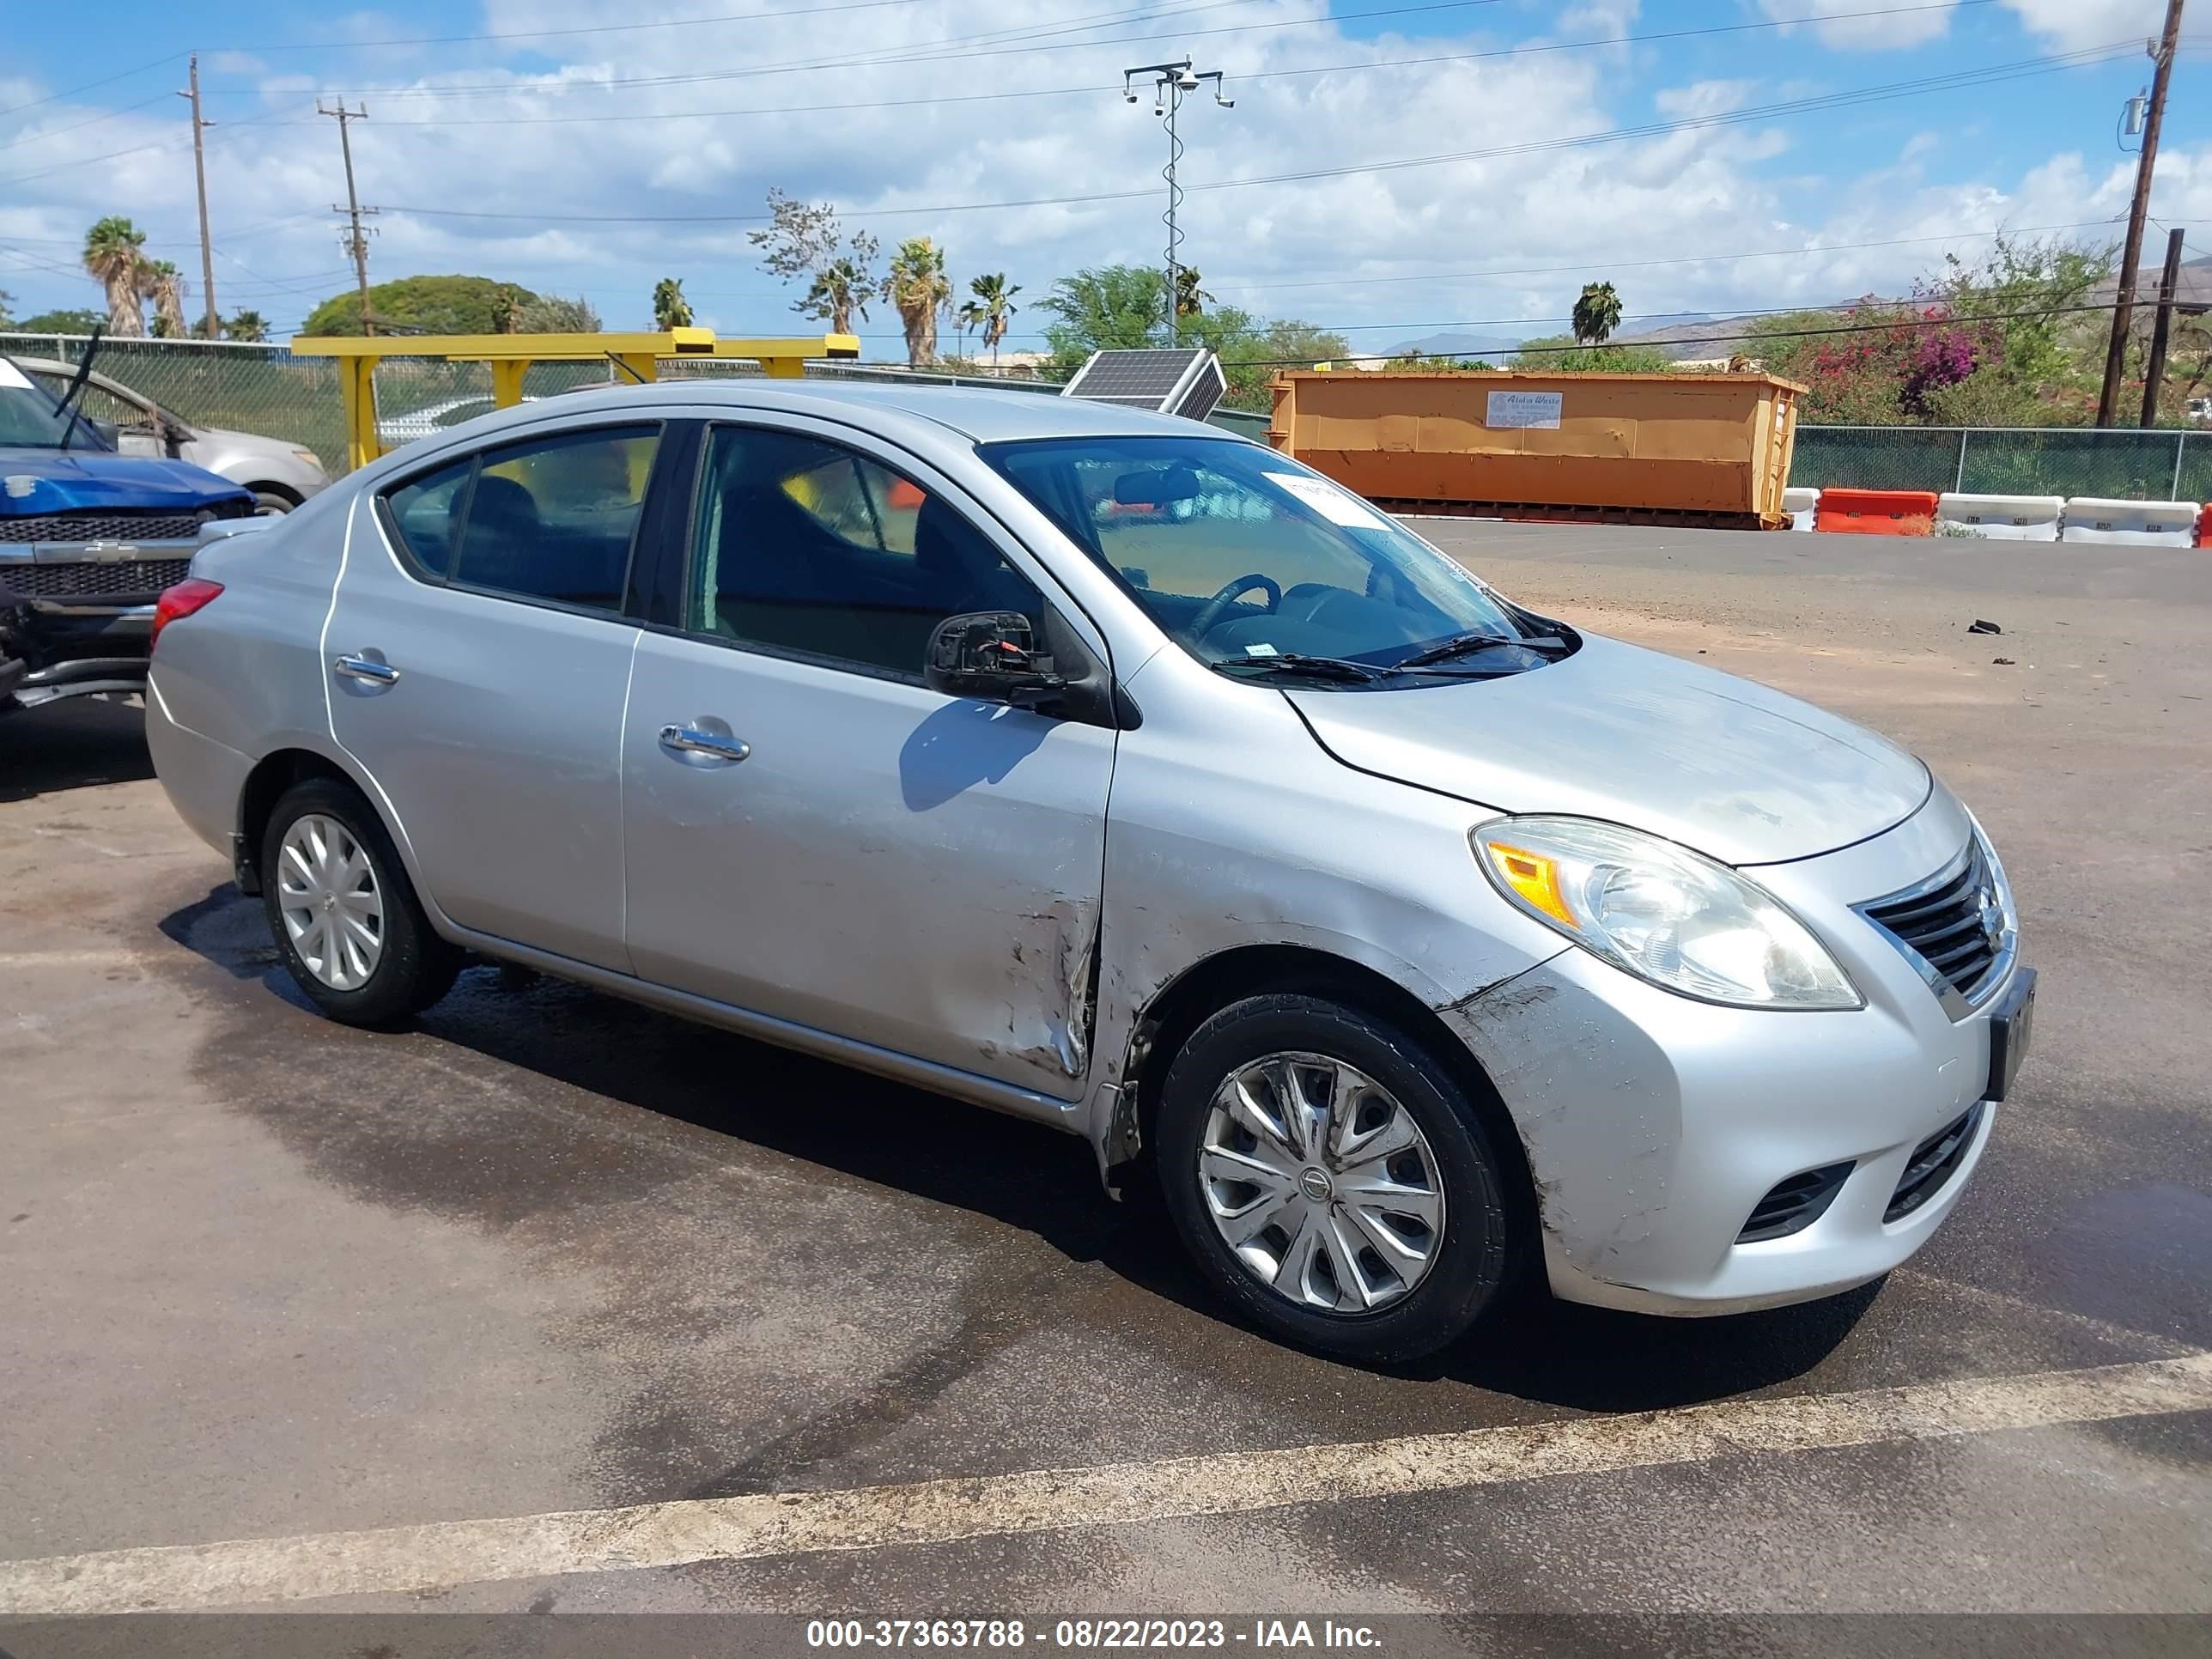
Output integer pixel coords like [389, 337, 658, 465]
[52, 323, 106, 453]
[605, 351, 647, 385]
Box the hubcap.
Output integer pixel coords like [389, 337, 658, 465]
[276, 814, 384, 992]
[1198, 1052, 1446, 1316]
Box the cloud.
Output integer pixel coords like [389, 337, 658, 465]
[1753, 1, 1960, 51]
[2002, 1, 2168, 53]
[0, 0, 2178, 350]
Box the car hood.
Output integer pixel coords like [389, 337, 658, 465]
[1286, 633, 1930, 866]
[0, 448, 254, 514]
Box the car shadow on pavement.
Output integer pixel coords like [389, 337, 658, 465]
[164, 885, 1875, 1413]
[0, 697, 154, 802]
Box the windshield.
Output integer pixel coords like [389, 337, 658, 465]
[0, 357, 109, 450]
[980, 435, 1536, 677]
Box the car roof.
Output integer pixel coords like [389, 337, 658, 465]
[483, 377, 1229, 443]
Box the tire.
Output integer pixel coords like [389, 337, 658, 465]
[251, 488, 297, 516]
[1156, 992, 1522, 1362]
[259, 777, 461, 1025]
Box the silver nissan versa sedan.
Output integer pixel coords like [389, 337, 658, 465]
[145, 381, 2034, 1360]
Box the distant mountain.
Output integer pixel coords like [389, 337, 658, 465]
[1385, 331, 1528, 360]
[1617, 313, 1784, 359]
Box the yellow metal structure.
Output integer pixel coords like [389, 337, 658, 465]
[289, 328, 862, 470]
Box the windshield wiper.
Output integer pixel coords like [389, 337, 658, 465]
[1393, 631, 1567, 670]
[49, 325, 107, 453]
[1212, 653, 1386, 683]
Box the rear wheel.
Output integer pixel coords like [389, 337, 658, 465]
[260, 777, 460, 1025]
[1156, 992, 1522, 1361]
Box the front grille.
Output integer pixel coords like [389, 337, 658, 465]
[0, 508, 208, 544]
[1862, 839, 2004, 1002]
[1886, 1104, 1982, 1222]
[1738, 1161, 1854, 1243]
[2, 558, 191, 599]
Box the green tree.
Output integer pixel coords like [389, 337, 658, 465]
[1572, 281, 1623, 345]
[17, 307, 103, 334]
[0, 289, 13, 328]
[225, 308, 269, 343]
[750, 188, 881, 334]
[519, 292, 599, 332]
[141, 258, 188, 338]
[1216, 319, 1350, 408]
[82, 216, 149, 337]
[489, 283, 527, 333]
[652, 277, 692, 330]
[964, 272, 1020, 368]
[1512, 334, 1675, 374]
[302, 276, 541, 337]
[884, 237, 951, 367]
[1038, 265, 1171, 361]
[1173, 266, 1212, 325]
[801, 258, 873, 337]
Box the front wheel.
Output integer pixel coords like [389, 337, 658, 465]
[260, 777, 461, 1025]
[1156, 993, 1523, 1362]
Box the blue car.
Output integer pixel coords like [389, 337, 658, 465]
[3, 354, 256, 712]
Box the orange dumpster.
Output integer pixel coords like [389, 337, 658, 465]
[1814, 488, 1937, 536]
[1266, 369, 1805, 530]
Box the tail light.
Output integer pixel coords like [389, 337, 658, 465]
[151, 579, 224, 652]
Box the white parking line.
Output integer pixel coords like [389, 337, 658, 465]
[3, 1352, 2208, 1615]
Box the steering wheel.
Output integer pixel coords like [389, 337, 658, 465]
[1188, 573, 1283, 642]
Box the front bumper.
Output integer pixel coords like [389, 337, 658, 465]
[0, 545, 187, 709]
[1441, 787, 2026, 1316]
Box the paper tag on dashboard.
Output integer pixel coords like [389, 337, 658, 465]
[1263, 471, 1394, 532]
[0, 361, 33, 391]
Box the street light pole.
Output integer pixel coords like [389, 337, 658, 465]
[1122, 59, 1233, 343]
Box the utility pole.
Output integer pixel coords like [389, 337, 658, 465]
[2140, 226, 2189, 426]
[2098, 0, 2185, 427]
[1121, 59, 1233, 344]
[318, 100, 378, 336]
[178, 56, 218, 338]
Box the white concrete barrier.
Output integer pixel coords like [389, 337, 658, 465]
[2059, 498, 2201, 547]
[1784, 486, 1819, 532]
[1936, 493, 2063, 541]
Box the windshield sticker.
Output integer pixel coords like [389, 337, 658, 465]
[1263, 471, 1395, 532]
[1243, 643, 1279, 658]
[0, 361, 33, 391]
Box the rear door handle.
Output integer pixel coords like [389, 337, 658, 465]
[333, 653, 399, 685]
[659, 721, 750, 764]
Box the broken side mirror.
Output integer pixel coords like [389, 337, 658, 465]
[925, 611, 1067, 709]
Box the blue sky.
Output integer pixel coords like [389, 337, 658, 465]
[1, 2, 2201, 354]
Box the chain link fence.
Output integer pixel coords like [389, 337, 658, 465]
[9, 336, 2191, 495]
[1792, 425, 2212, 501]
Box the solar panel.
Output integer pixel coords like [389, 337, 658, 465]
[1061, 349, 1225, 420]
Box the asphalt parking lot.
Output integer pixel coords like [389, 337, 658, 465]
[2, 521, 2208, 1633]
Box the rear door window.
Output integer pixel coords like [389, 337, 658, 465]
[384, 457, 473, 577]
[451, 425, 658, 613]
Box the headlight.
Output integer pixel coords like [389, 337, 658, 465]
[1472, 816, 1862, 1010]
[289, 447, 324, 467]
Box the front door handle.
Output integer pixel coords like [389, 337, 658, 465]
[659, 721, 750, 764]
[333, 653, 399, 685]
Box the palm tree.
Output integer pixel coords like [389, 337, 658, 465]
[968, 272, 1020, 368]
[142, 260, 188, 338]
[489, 284, 526, 334]
[226, 309, 269, 343]
[956, 296, 985, 364]
[82, 216, 149, 337]
[652, 277, 692, 330]
[801, 257, 872, 337]
[884, 238, 951, 368]
[1572, 281, 1623, 346]
[1173, 267, 1211, 321]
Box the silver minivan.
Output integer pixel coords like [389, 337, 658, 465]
[146, 382, 2033, 1360]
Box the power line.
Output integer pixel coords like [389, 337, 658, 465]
[0, 51, 189, 119]
[204, 0, 1501, 102]
[1210, 220, 2142, 297]
[1247, 300, 2155, 365]
[269, 0, 1990, 125]
[375, 44, 2136, 227]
